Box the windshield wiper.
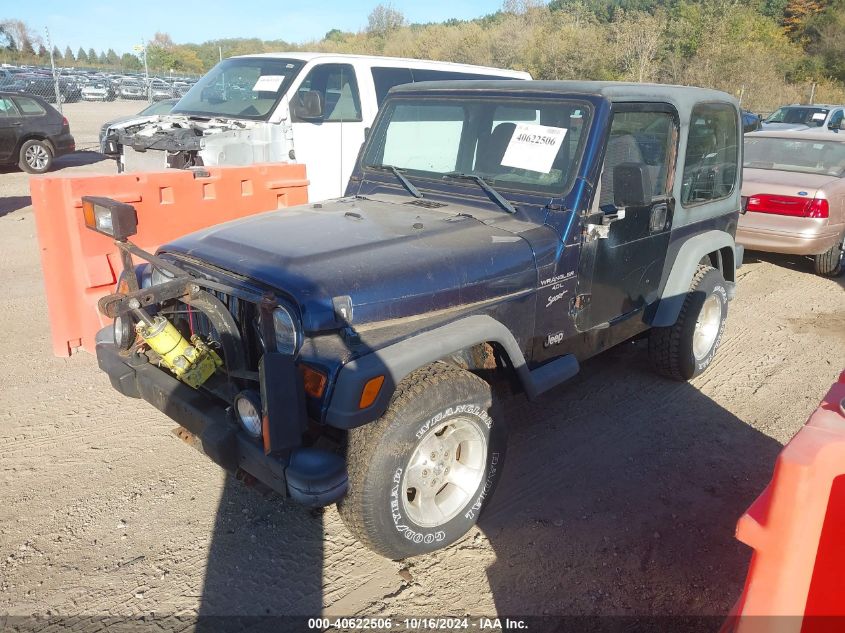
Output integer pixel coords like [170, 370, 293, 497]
[441, 172, 517, 214]
[368, 164, 423, 199]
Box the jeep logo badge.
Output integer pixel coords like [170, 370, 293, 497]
[544, 332, 565, 348]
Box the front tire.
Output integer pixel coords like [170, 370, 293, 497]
[19, 139, 54, 174]
[814, 235, 844, 277]
[338, 363, 507, 560]
[648, 265, 728, 381]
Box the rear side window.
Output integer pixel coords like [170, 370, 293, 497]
[372, 67, 521, 107]
[409, 69, 518, 82]
[0, 97, 18, 117]
[681, 103, 739, 206]
[372, 67, 413, 106]
[13, 96, 46, 116]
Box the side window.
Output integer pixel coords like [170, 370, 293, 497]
[409, 69, 519, 82]
[12, 96, 46, 116]
[371, 67, 413, 106]
[681, 103, 739, 206]
[293, 64, 362, 122]
[829, 109, 844, 129]
[0, 97, 17, 117]
[600, 108, 677, 208]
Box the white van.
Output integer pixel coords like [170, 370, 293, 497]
[105, 53, 530, 201]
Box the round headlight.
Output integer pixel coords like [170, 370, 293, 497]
[234, 390, 263, 438]
[113, 314, 135, 350]
[272, 306, 299, 354]
[150, 266, 174, 286]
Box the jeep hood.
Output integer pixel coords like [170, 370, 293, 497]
[162, 197, 538, 332]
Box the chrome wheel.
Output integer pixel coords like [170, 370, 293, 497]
[401, 417, 487, 528]
[25, 144, 50, 171]
[693, 293, 722, 360]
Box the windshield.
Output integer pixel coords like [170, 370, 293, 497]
[745, 136, 845, 177]
[765, 106, 829, 127]
[172, 57, 304, 121]
[362, 96, 592, 196]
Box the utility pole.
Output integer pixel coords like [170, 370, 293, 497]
[142, 39, 151, 103]
[45, 27, 62, 114]
[809, 82, 816, 105]
[219, 46, 223, 62]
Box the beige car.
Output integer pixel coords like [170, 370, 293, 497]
[738, 128, 845, 276]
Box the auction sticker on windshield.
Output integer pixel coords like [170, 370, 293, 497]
[501, 123, 567, 174]
[252, 75, 285, 92]
[812, 112, 827, 121]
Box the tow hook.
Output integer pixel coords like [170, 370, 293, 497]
[128, 299, 222, 388]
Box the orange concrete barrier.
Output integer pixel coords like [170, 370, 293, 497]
[724, 370, 845, 633]
[30, 164, 308, 356]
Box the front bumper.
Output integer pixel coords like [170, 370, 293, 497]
[95, 328, 348, 507]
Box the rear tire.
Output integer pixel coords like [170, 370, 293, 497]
[19, 139, 53, 174]
[814, 236, 844, 277]
[648, 265, 728, 381]
[338, 362, 507, 560]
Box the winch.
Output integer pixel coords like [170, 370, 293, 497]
[130, 302, 222, 389]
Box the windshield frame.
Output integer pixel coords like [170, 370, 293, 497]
[171, 56, 305, 121]
[361, 93, 594, 199]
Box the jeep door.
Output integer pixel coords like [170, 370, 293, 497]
[290, 63, 365, 201]
[575, 103, 679, 330]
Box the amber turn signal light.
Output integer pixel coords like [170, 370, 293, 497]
[359, 375, 385, 409]
[300, 365, 327, 399]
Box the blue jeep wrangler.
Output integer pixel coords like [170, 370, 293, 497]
[89, 80, 743, 559]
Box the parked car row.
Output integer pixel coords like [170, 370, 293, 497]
[0, 64, 198, 103]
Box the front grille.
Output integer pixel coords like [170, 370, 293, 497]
[160, 284, 261, 373]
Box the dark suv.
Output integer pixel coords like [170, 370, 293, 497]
[89, 80, 743, 559]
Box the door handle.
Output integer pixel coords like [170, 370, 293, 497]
[649, 203, 669, 233]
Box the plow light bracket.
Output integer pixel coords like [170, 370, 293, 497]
[82, 196, 138, 241]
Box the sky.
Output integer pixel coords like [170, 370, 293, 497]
[5, 0, 506, 55]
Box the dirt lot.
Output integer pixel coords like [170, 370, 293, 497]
[0, 101, 843, 628]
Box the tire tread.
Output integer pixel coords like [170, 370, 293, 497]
[648, 264, 715, 381]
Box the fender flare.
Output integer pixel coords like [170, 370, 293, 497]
[324, 314, 578, 429]
[649, 230, 737, 327]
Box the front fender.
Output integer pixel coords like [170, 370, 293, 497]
[324, 314, 580, 429]
[325, 315, 529, 429]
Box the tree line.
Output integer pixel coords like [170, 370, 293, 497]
[3, 0, 844, 111]
[0, 19, 144, 71]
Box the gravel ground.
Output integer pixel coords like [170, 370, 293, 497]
[0, 101, 843, 629]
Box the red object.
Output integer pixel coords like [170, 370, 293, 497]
[746, 194, 829, 219]
[724, 370, 845, 633]
[30, 164, 309, 356]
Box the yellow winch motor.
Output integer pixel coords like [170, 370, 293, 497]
[135, 315, 223, 388]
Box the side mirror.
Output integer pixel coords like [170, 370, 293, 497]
[613, 163, 652, 208]
[291, 90, 324, 121]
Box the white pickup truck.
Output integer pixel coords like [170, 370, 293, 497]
[102, 52, 530, 201]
